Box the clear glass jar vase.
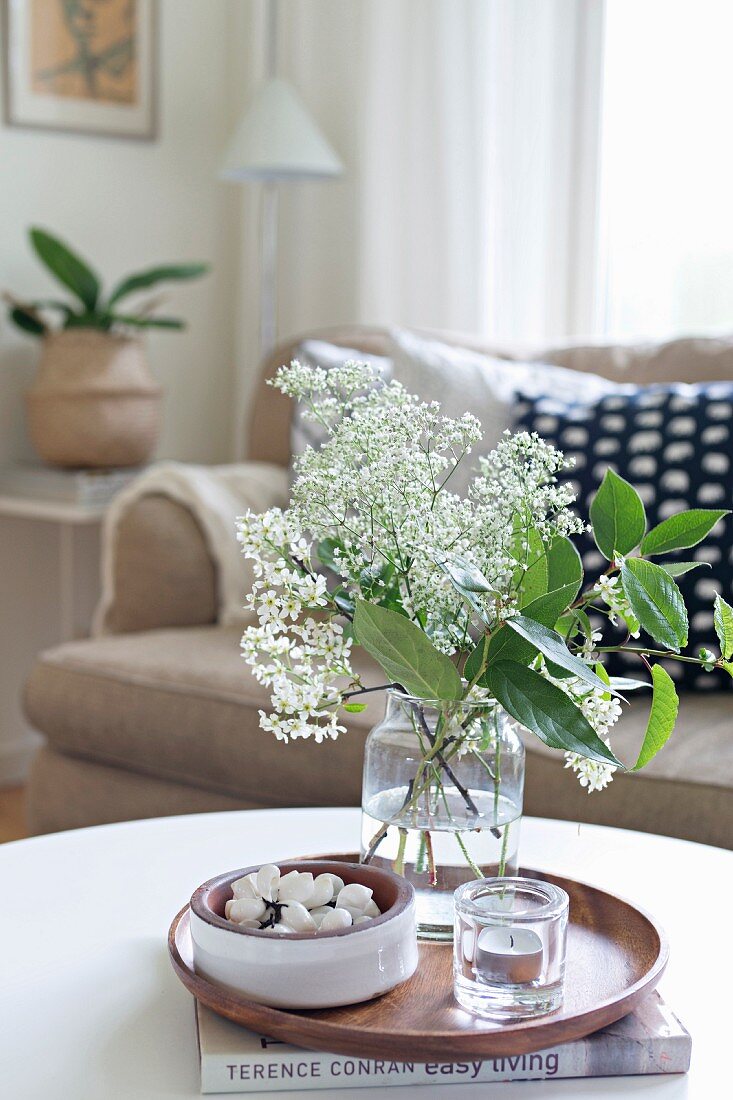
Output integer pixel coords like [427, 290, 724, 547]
[360, 689, 525, 942]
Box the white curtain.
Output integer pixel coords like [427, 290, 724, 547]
[231, 0, 607, 452]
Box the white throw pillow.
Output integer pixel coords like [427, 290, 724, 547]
[387, 328, 618, 495]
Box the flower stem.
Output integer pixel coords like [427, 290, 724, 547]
[455, 831, 483, 878]
[393, 827, 408, 876]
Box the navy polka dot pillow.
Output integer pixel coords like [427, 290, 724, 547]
[514, 382, 733, 691]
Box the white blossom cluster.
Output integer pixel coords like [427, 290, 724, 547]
[237, 358, 621, 789]
[238, 508, 358, 744]
[598, 572, 641, 638]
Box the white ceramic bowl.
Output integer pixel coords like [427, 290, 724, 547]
[189, 859, 418, 1009]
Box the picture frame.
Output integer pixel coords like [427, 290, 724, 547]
[2, 0, 157, 140]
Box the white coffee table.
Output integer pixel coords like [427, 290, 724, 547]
[1, 809, 729, 1099]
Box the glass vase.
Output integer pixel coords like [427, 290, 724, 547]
[360, 689, 525, 942]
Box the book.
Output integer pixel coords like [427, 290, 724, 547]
[196, 991, 690, 1093]
[0, 464, 142, 505]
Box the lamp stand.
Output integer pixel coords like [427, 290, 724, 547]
[260, 180, 279, 359]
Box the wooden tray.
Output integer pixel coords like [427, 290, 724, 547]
[168, 862, 668, 1061]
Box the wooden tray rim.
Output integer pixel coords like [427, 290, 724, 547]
[168, 865, 669, 1060]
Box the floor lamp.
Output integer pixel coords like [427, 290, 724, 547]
[219, 5, 343, 363]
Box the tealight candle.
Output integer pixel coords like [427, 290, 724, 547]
[453, 877, 569, 1020]
[475, 926, 544, 984]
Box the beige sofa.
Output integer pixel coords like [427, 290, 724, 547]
[24, 327, 733, 847]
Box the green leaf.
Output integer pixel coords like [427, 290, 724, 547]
[633, 665, 679, 770]
[516, 527, 549, 606]
[620, 559, 688, 651]
[334, 590, 355, 617]
[660, 561, 710, 579]
[9, 306, 46, 336]
[609, 675, 651, 692]
[353, 599, 462, 701]
[107, 263, 209, 306]
[590, 469, 647, 559]
[514, 537, 584, 630]
[112, 314, 186, 330]
[641, 509, 729, 556]
[30, 227, 100, 310]
[546, 537, 583, 604]
[436, 555, 496, 594]
[316, 537, 342, 572]
[505, 614, 619, 695]
[713, 594, 733, 660]
[342, 702, 367, 713]
[485, 661, 622, 767]
[464, 635, 490, 683]
[435, 556, 493, 625]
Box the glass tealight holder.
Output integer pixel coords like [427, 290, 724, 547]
[453, 877, 569, 1020]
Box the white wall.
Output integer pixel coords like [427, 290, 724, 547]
[0, 0, 243, 466]
[0, 0, 256, 787]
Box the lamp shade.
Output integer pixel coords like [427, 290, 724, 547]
[220, 77, 344, 182]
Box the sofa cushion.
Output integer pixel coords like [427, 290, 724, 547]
[515, 382, 733, 689]
[24, 626, 733, 845]
[24, 626, 373, 808]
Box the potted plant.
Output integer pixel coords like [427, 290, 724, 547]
[4, 227, 209, 468]
[236, 359, 731, 940]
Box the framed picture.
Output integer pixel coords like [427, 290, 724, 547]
[3, 0, 157, 139]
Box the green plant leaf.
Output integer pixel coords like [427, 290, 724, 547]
[620, 558, 688, 651]
[436, 555, 497, 593]
[633, 665, 679, 770]
[111, 314, 186, 330]
[353, 599, 462, 700]
[316, 537, 342, 571]
[30, 227, 100, 311]
[435, 556, 493, 626]
[660, 561, 710, 578]
[9, 306, 46, 336]
[485, 661, 622, 767]
[505, 614, 620, 695]
[641, 509, 729, 556]
[590, 469, 647, 560]
[107, 262, 210, 306]
[515, 527, 549, 606]
[464, 635, 490, 683]
[713, 594, 733, 660]
[546, 536, 583, 603]
[609, 675, 651, 692]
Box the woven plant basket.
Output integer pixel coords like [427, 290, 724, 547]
[26, 330, 162, 468]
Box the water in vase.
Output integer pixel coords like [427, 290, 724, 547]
[361, 785, 522, 940]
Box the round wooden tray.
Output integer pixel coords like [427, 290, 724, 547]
[168, 861, 668, 1061]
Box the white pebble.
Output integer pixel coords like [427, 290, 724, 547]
[224, 899, 235, 919]
[278, 871, 315, 905]
[338, 904, 366, 921]
[228, 897, 266, 922]
[231, 875, 258, 900]
[319, 907, 353, 931]
[256, 863, 281, 902]
[307, 874, 335, 909]
[363, 899, 380, 918]
[236, 918, 262, 929]
[270, 922, 296, 934]
[336, 883, 373, 913]
[353, 915, 371, 925]
[305, 906, 332, 924]
[325, 873, 345, 895]
[279, 900, 317, 932]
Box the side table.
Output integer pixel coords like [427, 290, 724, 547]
[0, 494, 106, 784]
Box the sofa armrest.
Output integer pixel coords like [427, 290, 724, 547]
[101, 493, 218, 634]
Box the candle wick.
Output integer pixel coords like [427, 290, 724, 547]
[510, 934, 514, 948]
